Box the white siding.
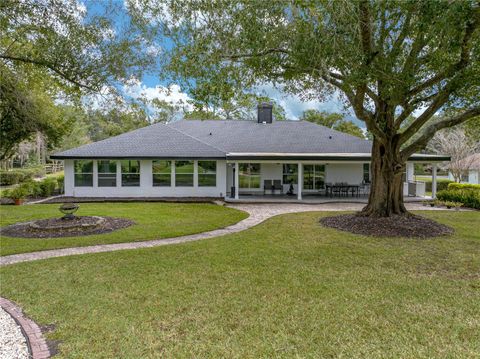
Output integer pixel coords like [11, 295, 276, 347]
[64, 159, 74, 196]
[469, 169, 479, 184]
[67, 160, 227, 198]
[325, 163, 363, 184]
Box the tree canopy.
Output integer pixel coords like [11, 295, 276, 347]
[0, 0, 155, 160]
[0, 65, 67, 160]
[301, 110, 365, 138]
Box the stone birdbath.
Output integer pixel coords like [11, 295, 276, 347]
[59, 203, 79, 220]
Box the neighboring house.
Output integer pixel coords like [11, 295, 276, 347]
[51, 104, 449, 200]
[448, 153, 480, 184]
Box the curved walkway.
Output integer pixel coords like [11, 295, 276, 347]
[0, 202, 449, 267]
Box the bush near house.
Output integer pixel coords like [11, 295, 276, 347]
[2, 177, 60, 201]
[437, 189, 480, 210]
[56, 174, 65, 194]
[0, 166, 45, 185]
[424, 178, 454, 192]
[448, 183, 480, 191]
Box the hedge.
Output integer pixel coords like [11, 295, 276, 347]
[448, 183, 480, 191]
[0, 166, 45, 186]
[423, 179, 454, 192]
[436, 189, 480, 210]
[2, 177, 59, 200]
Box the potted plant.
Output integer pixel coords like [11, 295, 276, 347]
[434, 199, 444, 207]
[444, 201, 454, 209]
[7, 186, 29, 205]
[453, 202, 463, 211]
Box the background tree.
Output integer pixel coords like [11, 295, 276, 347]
[0, 65, 67, 160]
[1, 0, 154, 160]
[428, 127, 477, 183]
[130, 0, 480, 217]
[301, 110, 365, 138]
[184, 92, 287, 121]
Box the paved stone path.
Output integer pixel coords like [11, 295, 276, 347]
[0, 203, 453, 266]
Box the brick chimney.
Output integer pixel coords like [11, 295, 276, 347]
[257, 102, 273, 123]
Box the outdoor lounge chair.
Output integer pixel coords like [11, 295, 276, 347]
[273, 180, 283, 194]
[264, 180, 273, 194]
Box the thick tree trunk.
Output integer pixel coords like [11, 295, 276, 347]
[361, 138, 408, 217]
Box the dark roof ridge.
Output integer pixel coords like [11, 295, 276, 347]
[166, 122, 227, 153]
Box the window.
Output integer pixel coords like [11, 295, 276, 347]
[98, 160, 117, 187]
[74, 160, 93, 186]
[152, 160, 171, 186]
[303, 165, 325, 190]
[198, 161, 216, 187]
[239, 163, 261, 188]
[363, 163, 370, 183]
[175, 161, 194, 186]
[121, 160, 140, 186]
[282, 164, 298, 185]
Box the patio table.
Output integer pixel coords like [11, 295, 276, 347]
[325, 184, 360, 198]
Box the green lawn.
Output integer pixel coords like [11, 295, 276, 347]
[0, 203, 248, 256]
[1, 210, 479, 358]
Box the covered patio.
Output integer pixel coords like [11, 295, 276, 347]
[225, 153, 446, 203]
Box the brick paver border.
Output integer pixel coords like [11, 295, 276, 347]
[0, 297, 50, 359]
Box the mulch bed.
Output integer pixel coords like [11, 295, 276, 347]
[320, 213, 454, 238]
[0, 216, 134, 238]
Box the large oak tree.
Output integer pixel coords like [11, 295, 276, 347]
[129, 0, 480, 217]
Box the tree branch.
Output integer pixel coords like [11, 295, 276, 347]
[406, 8, 480, 98]
[221, 48, 289, 60]
[400, 107, 480, 160]
[0, 54, 99, 92]
[399, 90, 450, 144]
[388, 11, 413, 59]
[394, 91, 439, 129]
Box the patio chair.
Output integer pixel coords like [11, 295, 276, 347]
[273, 179, 283, 194]
[359, 182, 370, 196]
[350, 185, 358, 197]
[332, 183, 341, 197]
[263, 180, 273, 195]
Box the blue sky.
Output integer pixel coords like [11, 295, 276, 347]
[85, 1, 360, 124]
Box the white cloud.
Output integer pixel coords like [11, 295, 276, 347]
[122, 80, 192, 108]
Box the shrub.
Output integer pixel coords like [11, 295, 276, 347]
[6, 185, 29, 200]
[0, 166, 45, 185]
[57, 174, 65, 194]
[24, 181, 43, 198]
[419, 178, 454, 192]
[39, 177, 57, 197]
[448, 183, 480, 191]
[437, 189, 480, 210]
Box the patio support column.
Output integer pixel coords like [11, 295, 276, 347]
[234, 162, 239, 200]
[297, 162, 303, 200]
[432, 163, 437, 199]
[406, 162, 414, 182]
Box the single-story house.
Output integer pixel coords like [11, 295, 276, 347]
[448, 153, 480, 184]
[51, 104, 449, 201]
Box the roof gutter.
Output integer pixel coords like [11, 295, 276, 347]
[226, 152, 451, 162]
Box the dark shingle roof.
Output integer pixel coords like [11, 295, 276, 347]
[52, 119, 373, 160]
[51, 123, 225, 159]
[169, 120, 372, 154]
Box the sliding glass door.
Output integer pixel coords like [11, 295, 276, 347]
[303, 164, 325, 190]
